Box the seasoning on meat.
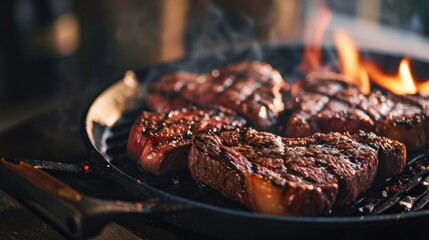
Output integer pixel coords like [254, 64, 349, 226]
[188, 128, 406, 216]
[287, 72, 429, 151]
[127, 106, 245, 175]
[146, 61, 288, 131]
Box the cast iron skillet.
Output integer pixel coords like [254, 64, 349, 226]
[1, 45, 429, 239]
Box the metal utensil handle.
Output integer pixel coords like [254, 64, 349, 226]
[0, 158, 188, 239]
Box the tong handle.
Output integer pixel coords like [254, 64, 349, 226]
[0, 158, 187, 239]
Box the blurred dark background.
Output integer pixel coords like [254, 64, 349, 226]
[1, 0, 429, 132]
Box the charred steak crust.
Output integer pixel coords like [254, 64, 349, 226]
[146, 61, 288, 130]
[127, 106, 245, 175]
[189, 129, 338, 216]
[287, 72, 429, 152]
[350, 131, 407, 177]
[189, 128, 405, 216]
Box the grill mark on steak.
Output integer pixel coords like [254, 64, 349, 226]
[287, 92, 330, 136]
[310, 132, 378, 205]
[189, 131, 338, 216]
[315, 100, 374, 133]
[350, 131, 407, 176]
[302, 75, 398, 123]
[224, 143, 322, 190]
[216, 128, 339, 208]
[211, 68, 280, 130]
[397, 94, 429, 113]
[147, 72, 198, 111]
[127, 106, 245, 175]
[302, 77, 381, 123]
[212, 72, 241, 100]
[189, 128, 405, 216]
[303, 72, 347, 96]
[214, 75, 263, 110]
[230, 128, 338, 189]
[287, 72, 429, 152]
[146, 60, 288, 131]
[182, 71, 242, 106]
[281, 133, 377, 206]
[288, 91, 374, 136]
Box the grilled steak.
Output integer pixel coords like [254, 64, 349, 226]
[189, 128, 406, 216]
[287, 72, 429, 152]
[127, 106, 245, 175]
[146, 61, 288, 131]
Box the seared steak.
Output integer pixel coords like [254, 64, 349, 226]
[146, 61, 288, 130]
[287, 72, 429, 151]
[189, 128, 406, 216]
[127, 106, 245, 175]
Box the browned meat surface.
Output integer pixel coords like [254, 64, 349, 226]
[127, 106, 245, 175]
[189, 128, 406, 216]
[287, 72, 429, 151]
[351, 131, 406, 177]
[146, 61, 288, 131]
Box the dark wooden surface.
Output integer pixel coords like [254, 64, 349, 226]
[0, 92, 202, 240]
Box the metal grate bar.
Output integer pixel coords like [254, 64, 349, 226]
[371, 176, 424, 214]
[412, 190, 429, 211]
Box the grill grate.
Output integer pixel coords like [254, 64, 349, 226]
[334, 151, 429, 216]
[104, 107, 429, 217]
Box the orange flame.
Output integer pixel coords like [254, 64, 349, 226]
[301, 2, 429, 95]
[333, 30, 429, 95]
[417, 81, 429, 94]
[334, 29, 370, 94]
[364, 58, 418, 94]
[300, 0, 332, 72]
